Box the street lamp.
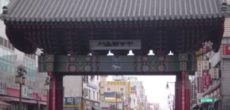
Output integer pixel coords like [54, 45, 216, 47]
[44, 76, 50, 110]
[15, 65, 27, 110]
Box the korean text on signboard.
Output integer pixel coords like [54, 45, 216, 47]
[90, 40, 141, 50]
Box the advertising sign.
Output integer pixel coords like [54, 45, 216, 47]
[200, 98, 216, 103]
[64, 97, 81, 108]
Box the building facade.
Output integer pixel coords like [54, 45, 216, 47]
[0, 1, 48, 109]
[191, 1, 230, 109]
[63, 75, 100, 110]
[99, 78, 131, 110]
[127, 77, 146, 110]
[99, 76, 149, 110]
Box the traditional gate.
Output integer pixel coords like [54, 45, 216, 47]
[2, 0, 225, 110]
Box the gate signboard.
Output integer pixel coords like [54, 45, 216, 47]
[90, 40, 141, 50]
[38, 55, 195, 74]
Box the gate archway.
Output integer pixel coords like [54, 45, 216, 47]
[2, 0, 225, 110]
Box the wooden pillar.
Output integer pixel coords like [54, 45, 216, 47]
[49, 73, 64, 110]
[175, 71, 190, 110]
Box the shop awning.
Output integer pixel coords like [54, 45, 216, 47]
[192, 104, 200, 109]
[0, 96, 43, 104]
[0, 100, 10, 107]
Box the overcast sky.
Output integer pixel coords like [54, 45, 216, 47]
[136, 76, 175, 110]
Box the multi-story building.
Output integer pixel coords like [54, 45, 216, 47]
[127, 77, 146, 110]
[191, 1, 230, 109]
[99, 76, 148, 110]
[99, 78, 131, 110]
[151, 103, 160, 110]
[0, 1, 48, 110]
[63, 75, 100, 110]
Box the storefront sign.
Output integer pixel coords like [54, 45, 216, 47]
[104, 98, 122, 103]
[200, 98, 216, 103]
[90, 40, 141, 50]
[64, 97, 81, 108]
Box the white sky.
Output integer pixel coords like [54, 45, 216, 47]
[109, 75, 175, 110]
[136, 76, 175, 110]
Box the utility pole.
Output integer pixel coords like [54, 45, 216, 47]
[19, 82, 22, 110]
[15, 65, 27, 110]
[122, 93, 124, 110]
[116, 92, 118, 110]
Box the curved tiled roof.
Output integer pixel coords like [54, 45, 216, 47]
[4, 0, 224, 22]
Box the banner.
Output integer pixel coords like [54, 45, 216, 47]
[202, 71, 212, 90]
[197, 77, 203, 93]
